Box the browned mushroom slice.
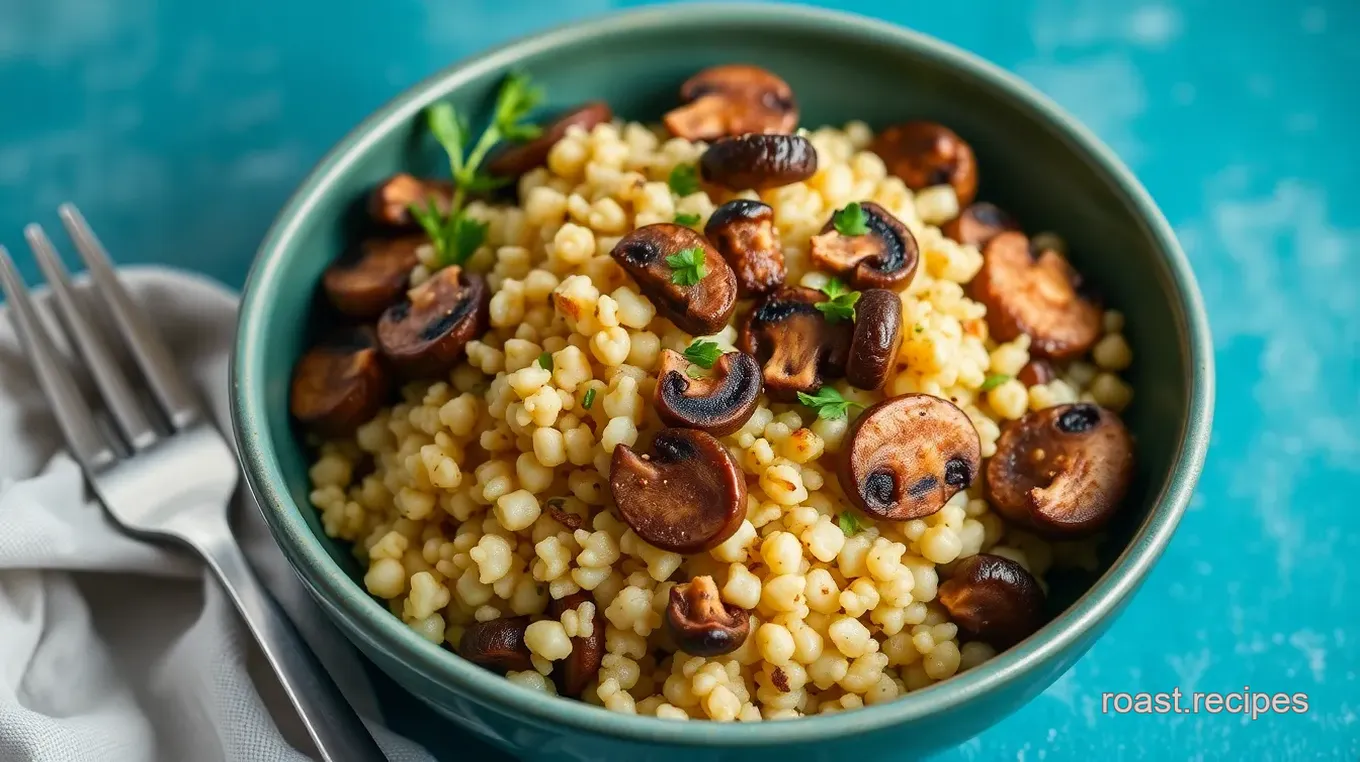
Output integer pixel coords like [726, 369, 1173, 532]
[457, 616, 533, 673]
[969, 232, 1101, 360]
[870, 121, 978, 206]
[376, 265, 489, 378]
[322, 236, 424, 319]
[845, 289, 903, 391]
[485, 102, 614, 179]
[942, 202, 1020, 248]
[737, 286, 852, 401]
[655, 349, 761, 437]
[666, 576, 751, 656]
[367, 173, 455, 228]
[1017, 360, 1056, 387]
[663, 64, 798, 141]
[609, 428, 746, 553]
[609, 223, 737, 336]
[986, 403, 1133, 537]
[289, 326, 390, 436]
[704, 199, 785, 297]
[699, 134, 818, 191]
[938, 554, 1046, 649]
[548, 592, 604, 697]
[837, 394, 981, 521]
[809, 202, 920, 290]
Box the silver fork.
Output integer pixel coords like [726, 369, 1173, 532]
[0, 205, 387, 762]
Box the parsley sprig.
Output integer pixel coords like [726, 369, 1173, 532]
[682, 340, 722, 369]
[538, 351, 554, 372]
[837, 512, 863, 537]
[582, 387, 597, 410]
[667, 246, 707, 286]
[797, 386, 865, 420]
[674, 212, 702, 226]
[980, 373, 1010, 392]
[815, 278, 861, 323]
[668, 164, 701, 196]
[833, 202, 869, 236]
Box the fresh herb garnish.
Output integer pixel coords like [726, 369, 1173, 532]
[675, 212, 702, 226]
[833, 202, 869, 236]
[796, 386, 865, 420]
[666, 246, 707, 286]
[582, 387, 597, 410]
[668, 163, 701, 197]
[980, 373, 1010, 392]
[837, 512, 863, 537]
[538, 351, 554, 371]
[815, 278, 861, 323]
[914, 323, 925, 333]
[682, 340, 722, 369]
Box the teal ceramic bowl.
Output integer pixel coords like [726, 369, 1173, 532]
[232, 4, 1213, 760]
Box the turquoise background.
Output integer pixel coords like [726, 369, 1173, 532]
[1, 0, 1356, 759]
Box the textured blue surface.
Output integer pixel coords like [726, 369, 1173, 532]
[2, 1, 1356, 759]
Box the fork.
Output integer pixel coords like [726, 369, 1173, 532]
[0, 205, 387, 762]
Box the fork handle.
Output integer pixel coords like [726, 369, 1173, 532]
[191, 527, 389, 762]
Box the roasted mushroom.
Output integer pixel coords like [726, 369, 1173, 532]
[704, 199, 786, 297]
[838, 394, 982, 521]
[663, 64, 798, 141]
[549, 592, 605, 697]
[655, 348, 761, 437]
[376, 265, 489, 378]
[737, 286, 852, 400]
[609, 428, 746, 553]
[485, 102, 614, 179]
[809, 202, 920, 290]
[667, 576, 751, 656]
[699, 134, 818, 191]
[609, 223, 738, 336]
[870, 121, 978, 206]
[289, 326, 390, 436]
[322, 236, 424, 319]
[942, 202, 1019, 248]
[367, 173, 455, 228]
[1017, 360, 1056, 387]
[938, 554, 1046, 649]
[845, 289, 903, 391]
[985, 403, 1134, 537]
[458, 616, 534, 673]
[969, 232, 1101, 360]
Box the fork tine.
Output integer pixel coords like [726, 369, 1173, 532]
[27, 224, 160, 451]
[58, 203, 200, 429]
[0, 245, 117, 469]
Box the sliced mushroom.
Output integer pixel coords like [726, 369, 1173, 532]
[376, 265, 489, 378]
[655, 349, 761, 437]
[938, 554, 1046, 649]
[838, 394, 982, 521]
[485, 102, 614, 179]
[457, 616, 533, 673]
[704, 199, 786, 297]
[809, 202, 920, 290]
[1017, 360, 1055, 387]
[667, 576, 751, 656]
[942, 202, 1019, 248]
[289, 326, 390, 436]
[663, 64, 798, 141]
[699, 134, 817, 191]
[985, 403, 1133, 537]
[845, 289, 903, 391]
[737, 286, 851, 401]
[367, 173, 455, 228]
[870, 121, 978, 206]
[968, 232, 1101, 359]
[548, 592, 605, 697]
[610, 223, 737, 336]
[322, 236, 424, 319]
[609, 428, 746, 553]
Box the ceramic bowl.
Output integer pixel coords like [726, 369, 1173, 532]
[232, 4, 1213, 760]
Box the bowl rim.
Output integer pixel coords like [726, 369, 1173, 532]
[232, 1, 1214, 746]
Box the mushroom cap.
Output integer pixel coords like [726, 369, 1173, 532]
[942, 202, 1020, 248]
[610, 223, 738, 336]
[485, 101, 614, 179]
[837, 393, 982, 521]
[376, 265, 490, 378]
[322, 236, 424, 319]
[699, 134, 818, 191]
[704, 199, 786, 298]
[367, 173, 454, 228]
[969, 232, 1102, 360]
[655, 349, 762, 437]
[1017, 359, 1056, 387]
[548, 592, 605, 697]
[845, 288, 904, 391]
[609, 428, 747, 553]
[664, 64, 798, 141]
[667, 576, 751, 656]
[457, 616, 534, 673]
[809, 201, 921, 290]
[289, 326, 390, 437]
[737, 286, 852, 401]
[985, 403, 1134, 537]
[870, 121, 978, 206]
[938, 554, 1047, 649]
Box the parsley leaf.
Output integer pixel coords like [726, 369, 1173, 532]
[582, 387, 597, 410]
[797, 386, 865, 421]
[833, 202, 869, 236]
[675, 212, 702, 226]
[492, 71, 545, 142]
[815, 278, 861, 323]
[668, 164, 701, 197]
[837, 512, 863, 537]
[538, 351, 554, 371]
[666, 246, 707, 286]
[683, 340, 722, 369]
[980, 373, 1010, 392]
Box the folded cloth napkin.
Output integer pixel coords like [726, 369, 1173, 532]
[0, 267, 439, 762]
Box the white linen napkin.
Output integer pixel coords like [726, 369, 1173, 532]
[0, 267, 439, 762]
